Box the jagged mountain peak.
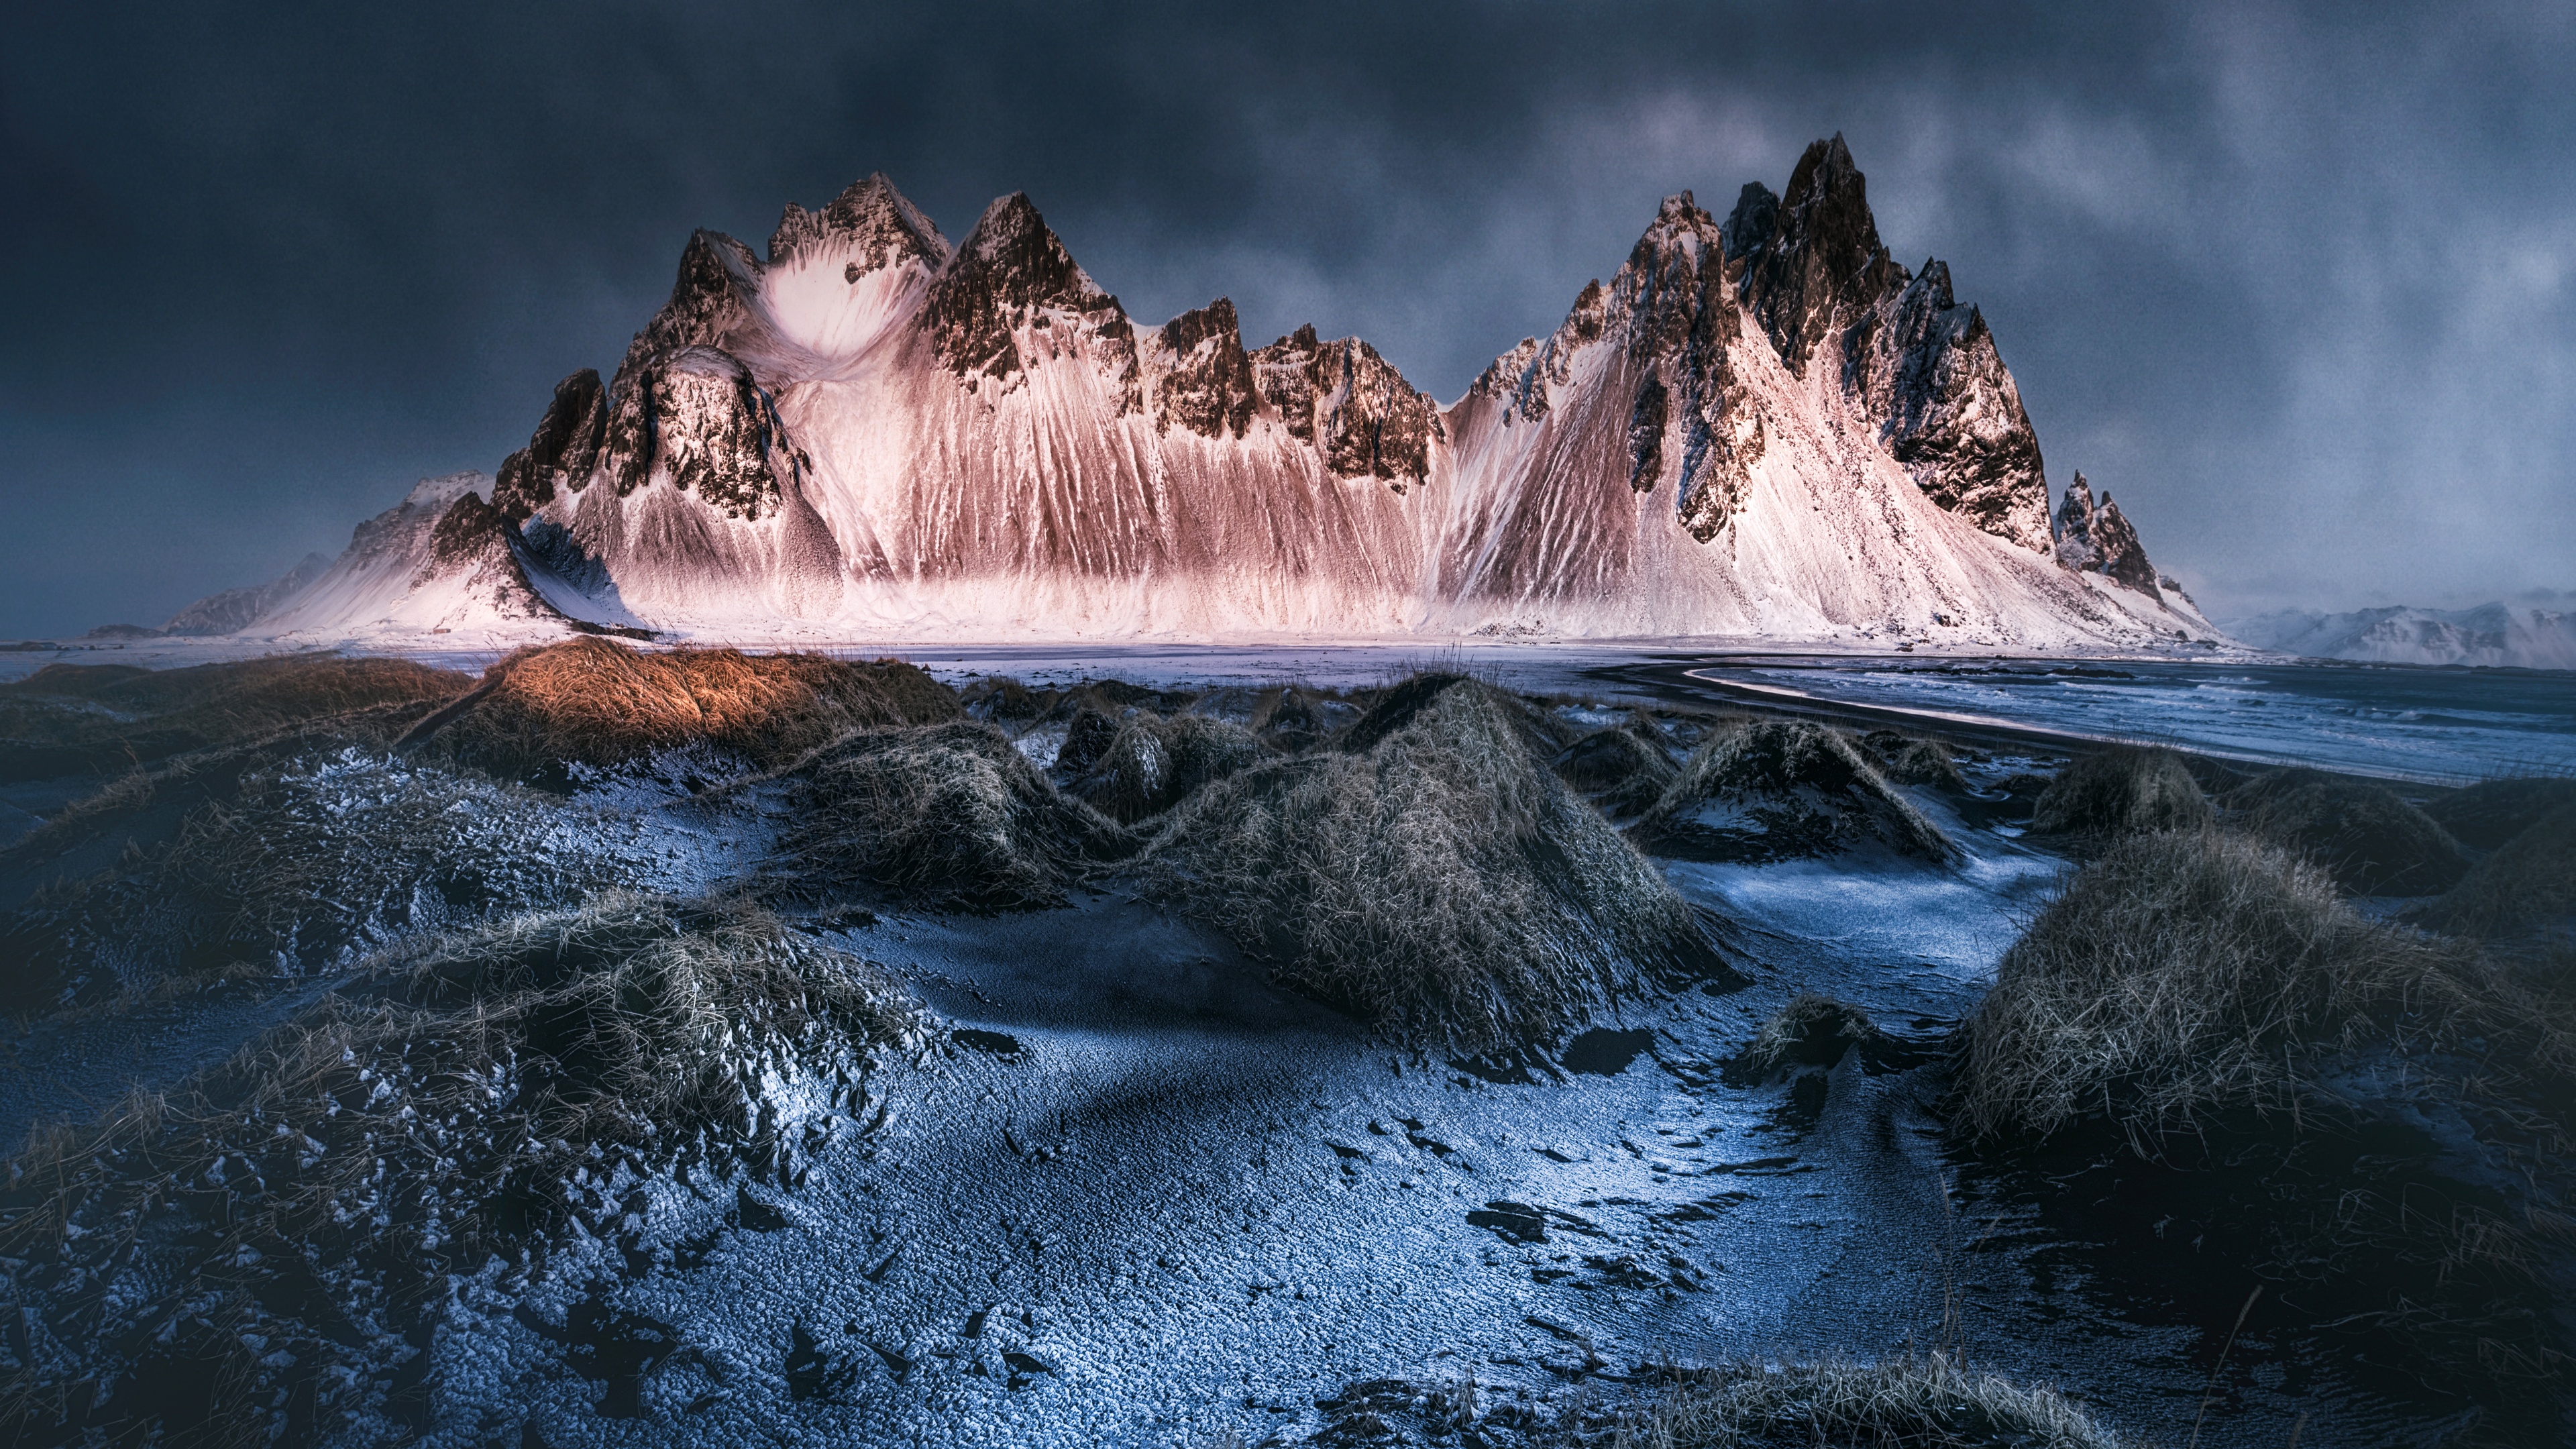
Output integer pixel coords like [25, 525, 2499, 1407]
[1646, 191, 1717, 237]
[618, 229, 764, 380]
[290, 149, 2213, 651]
[1248, 324, 1442, 487]
[1741, 134, 1908, 375]
[769, 171, 951, 273]
[960, 193, 1076, 275]
[924, 192, 1134, 387]
[1721, 182, 1780, 260]
[2051, 470, 2162, 597]
[1146, 297, 1257, 439]
[1474, 191, 1740, 433]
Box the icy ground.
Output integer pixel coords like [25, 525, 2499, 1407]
[390, 753, 2467, 1448]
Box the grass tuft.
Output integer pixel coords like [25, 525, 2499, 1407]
[1640, 719, 1951, 863]
[2029, 746, 2212, 841]
[1554, 718, 1682, 818]
[0, 655, 470, 783]
[0, 894, 923, 1446]
[778, 722, 1135, 910]
[2419, 801, 2576, 943]
[1135, 676, 1715, 1053]
[3, 751, 648, 1017]
[2229, 767, 2468, 897]
[1957, 830, 2540, 1146]
[1730, 993, 1888, 1081]
[2422, 777, 2576, 852]
[1589, 1354, 2127, 1449]
[1069, 711, 1264, 823]
[1865, 731, 1972, 792]
[411, 636, 959, 786]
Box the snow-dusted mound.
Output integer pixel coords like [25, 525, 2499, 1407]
[2229, 603, 2576, 669]
[232, 137, 2214, 649]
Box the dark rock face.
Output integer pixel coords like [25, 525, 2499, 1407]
[492, 369, 608, 521]
[1249, 324, 1443, 489]
[2088, 495, 2158, 594]
[599, 230, 772, 500]
[1627, 375, 1668, 490]
[1471, 195, 1765, 539]
[2052, 476, 2099, 570]
[2052, 472, 2162, 596]
[1734, 136, 1907, 378]
[1845, 261, 2052, 551]
[651, 348, 804, 520]
[1617, 195, 1762, 540]
[769, 172, 950, 271]
[922, 193, 1138, 409]
[1721, 137, 2051, 552]
[423, 492, 513, 578]
[1151, 298, 1258, 439]
[1719, 182, 1779, 261]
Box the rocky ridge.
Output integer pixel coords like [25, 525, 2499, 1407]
[213, 138, 2202, 647]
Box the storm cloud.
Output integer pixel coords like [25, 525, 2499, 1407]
[3, 1, 2569, 635]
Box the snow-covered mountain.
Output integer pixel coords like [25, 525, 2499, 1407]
[221, 136, 2214, 648]
[2229, 603, 2576, 669]
[252, 473, 568, 639]
[163, 551, 333, 635]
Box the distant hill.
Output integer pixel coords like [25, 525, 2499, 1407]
[2227, 603, 2576, 669]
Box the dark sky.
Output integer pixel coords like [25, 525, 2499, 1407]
[4, 1, 2571, 636]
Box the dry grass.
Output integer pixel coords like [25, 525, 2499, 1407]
[2, 752, 648, 1018]
[2030, 746, 2212, 841]
[1962, 831, 2576, 1396]
[1134, 676, 1713, 1053]
[1957, 830, 2548, 1146]
[1055, 705, 1124, 774]
[0, 657, 469, 788]
[0, 894, 923, 1446]
[1070, 711, 1264, 822]
[6, 757, 649, 1016]
[1865, 731, 1971, 792]
[1641, 719, 1951, 862]
[2230, 768, 2469, 897]
[1589, 1354, 2126, 1449]
[2423, 777, 2576, 851]
[777, 722, 1136, 910]
[2421, 801, 2576, 942]
[412, 636, 959, 785]
[1731, 993, 1888, 1081]
[1244, 684, 1340, 750]
[956, 674, 1045, 722]
[1554, 718, 1682, 818]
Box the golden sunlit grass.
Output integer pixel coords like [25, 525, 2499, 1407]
[413, 635, 959, 783]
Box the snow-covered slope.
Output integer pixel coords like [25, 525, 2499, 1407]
[251, 472, 569, 641]
[2229, 604, 2576, 669]
[252, 141, 2214, 649]
[164, 551, 331, 635]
